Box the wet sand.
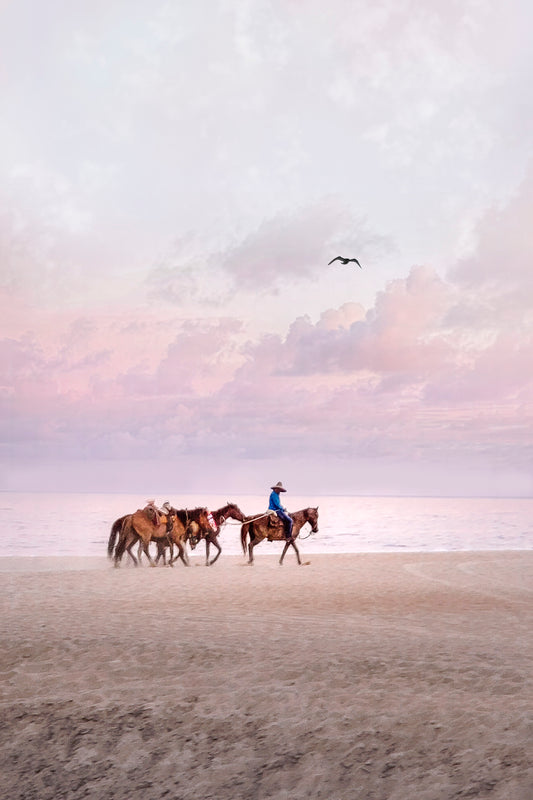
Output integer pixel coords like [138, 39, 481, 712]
[1, 551, 532, 799]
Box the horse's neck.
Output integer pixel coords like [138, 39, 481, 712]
[291, 509, 308, 526]
[175, 509, 189, 524]
[213, 506, 228, 521]
[180, 507, 201, 521]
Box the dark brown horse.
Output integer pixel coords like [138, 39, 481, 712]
[241, 507, 319, 565]
[188, 502, 246, 566]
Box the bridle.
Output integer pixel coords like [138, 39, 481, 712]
[298, 510, 319, 540]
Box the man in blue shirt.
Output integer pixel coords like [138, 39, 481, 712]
[268, 481, 293, 541]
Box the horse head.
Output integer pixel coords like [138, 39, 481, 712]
[226, 502, 245, 522]
[187, 521, 200, 550]
[306, 506, 319, 533]
[198, 507, 216, 535]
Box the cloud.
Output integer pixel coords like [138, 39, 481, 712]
[450, 168, 533, 300]
[226, 266, 454, 381]
[1, 1, 532, 493]
[2, 228, 532, 480]
[221, 200, 391, 291]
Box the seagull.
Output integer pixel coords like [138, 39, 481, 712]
[328, 256, 363, 268]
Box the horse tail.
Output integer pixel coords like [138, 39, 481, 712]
[241, 523, 250, 555]
[107, 516, 125, 559]
[114, 522, 130, 563]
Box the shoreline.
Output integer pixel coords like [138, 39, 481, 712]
[0, 547, 531, 572]
[2, 551, 532, 799]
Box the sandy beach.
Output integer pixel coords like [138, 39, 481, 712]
[1, 551, 532, 800]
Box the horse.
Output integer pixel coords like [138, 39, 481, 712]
[188, 502, 246, 566]
[108, 504, 168, 566]
[112, 506, 211, 568]
[240, 507, 319, 565]
[157, 505, 221, 566]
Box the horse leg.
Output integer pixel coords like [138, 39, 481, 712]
[248, 536, 259, 565]
[208, 536, 222, 566]
[154, 541, 167, 566]
[126, 539, 139, 567]
[279, 540, 291, 565]
[141, 536, 157, 567]
[205, 538, 210, 566]
[177, 542, 189, 567]
[280, 535, 301, 565]
[114, 529, 135, 568]
[168, 537, 189, 567]
[290, 540, 302, 565]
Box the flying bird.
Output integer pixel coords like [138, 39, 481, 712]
[328, 256, 363, 269]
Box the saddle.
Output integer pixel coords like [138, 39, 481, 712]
[266, 511, 285, 541]
[143, 504, 173, 532]
[144, 504, 161, 526]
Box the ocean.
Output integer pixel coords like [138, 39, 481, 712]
[0, 492, 531, 558]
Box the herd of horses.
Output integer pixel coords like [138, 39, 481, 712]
[107, 502, 319, 567]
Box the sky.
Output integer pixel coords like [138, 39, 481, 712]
[1, 0, 532, 497]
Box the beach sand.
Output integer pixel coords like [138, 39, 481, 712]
[1, 551, 532, 800]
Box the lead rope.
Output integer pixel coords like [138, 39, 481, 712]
[224, 511, 274, 525]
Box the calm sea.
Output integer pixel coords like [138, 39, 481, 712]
[0, 492, 531, 558]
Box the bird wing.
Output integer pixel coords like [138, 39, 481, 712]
[328, 256, 342, 265]
[351, 258, 363, 269]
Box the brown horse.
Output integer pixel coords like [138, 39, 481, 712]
[156, 505, 221, 566]
[188, 502, 246, 566]
[112, 506, 211, 567]
[108, 504, 175, 565]
[241, 507, 319, 565]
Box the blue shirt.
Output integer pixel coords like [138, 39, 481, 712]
[269, 490, 285, 512]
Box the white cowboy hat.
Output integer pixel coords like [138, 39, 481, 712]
[161, 501, 172, 513]
[270, 481, 287, 492]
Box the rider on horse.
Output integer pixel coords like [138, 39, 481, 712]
[268, 482, 294, 542]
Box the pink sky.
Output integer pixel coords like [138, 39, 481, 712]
[1, 1, 532, 497]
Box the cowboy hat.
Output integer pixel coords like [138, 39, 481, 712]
[270, 481, 287, 492]
[161, 501, 172, 513]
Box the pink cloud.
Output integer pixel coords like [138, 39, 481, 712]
[2, 247, 531, 476]
[2, 161, 533, 491]
[451, 170, 533, 296]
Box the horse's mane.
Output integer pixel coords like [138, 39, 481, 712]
[174, 507, 206, 522]
[215, 502, 239, 514]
